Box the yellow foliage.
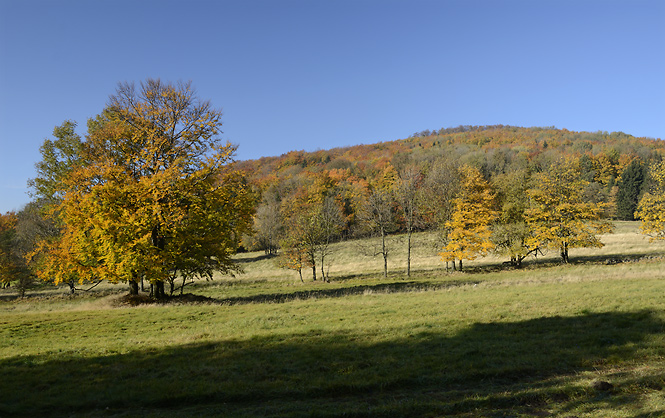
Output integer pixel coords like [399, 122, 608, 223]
[635, 161, 665, 240]
[440, 166, 497, 265]
[525, 158, 613, 262]
[30, 80, 255, 291]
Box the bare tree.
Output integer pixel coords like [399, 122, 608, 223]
[421, 159, 461, 270]
[254, 196, 283, 255]
[315, 196, 345, 281]
[394, 165, 424, 277]
[358, 188, 398, 277]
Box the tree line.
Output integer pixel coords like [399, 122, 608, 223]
[1, 80, 665, 296]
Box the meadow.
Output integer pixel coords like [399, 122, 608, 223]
[1, 222, 665, 417]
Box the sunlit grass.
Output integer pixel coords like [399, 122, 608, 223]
[1, 221, 665, 417]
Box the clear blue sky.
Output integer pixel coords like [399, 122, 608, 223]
[1, 0, 663, 213]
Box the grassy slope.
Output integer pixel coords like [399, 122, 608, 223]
[1, 222, 665, 417]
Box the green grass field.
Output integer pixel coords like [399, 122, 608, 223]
[2, 222, 665, 417]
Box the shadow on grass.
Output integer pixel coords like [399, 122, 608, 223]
[442, 251, 665, 276]
[2, 310, 663, 417]
[566, 252, 664, 265]
[235, 253, 279, 264]
[209, 279, 480, 306]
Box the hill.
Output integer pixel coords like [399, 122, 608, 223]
[235, 125, 664, 187]
[234, 126, 665, 266]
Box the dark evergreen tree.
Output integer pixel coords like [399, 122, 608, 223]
[616, 159, 646, 220]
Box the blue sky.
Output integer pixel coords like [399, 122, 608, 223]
[1, 0, 663, 213]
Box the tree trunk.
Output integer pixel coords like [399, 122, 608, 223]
[129, 279, 139, 295]
[406, 229, 412, 277]
[381, 229, 388, 278]
[459, 259, 463, 271]
[312, 264, 317, 281]
[561, 242, 569, 264]
[154, 281, 165, 299]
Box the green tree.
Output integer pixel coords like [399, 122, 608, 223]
[615, 159, 646, 221]
[526, 159, 613, 263]
[28, 120, 85, 205]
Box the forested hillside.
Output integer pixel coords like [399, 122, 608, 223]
[236, 126, 665, 276]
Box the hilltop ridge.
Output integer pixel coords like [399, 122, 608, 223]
[235, 125, 664, 186]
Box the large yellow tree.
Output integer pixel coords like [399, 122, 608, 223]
[635, 161, 665, 241]
[31, 80, 254, 297]
[440, 166, 497, 271]
[526, 158, 613, 263]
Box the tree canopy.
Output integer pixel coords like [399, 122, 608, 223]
[636, 161, 665, 241]
[30, 79, 254, 297]
[440, 165, 497, 270]
[526, 159, 613, 263]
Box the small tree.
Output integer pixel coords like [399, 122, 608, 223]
[281, 197, 320, 281]
[253, 191, 283, 255]
[358, 187, 398, 277]
[278, 243, 309, 282]
[315, 196, 345, 281]
[440, 166, 497, 271]
[394, 165, 424, 277]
